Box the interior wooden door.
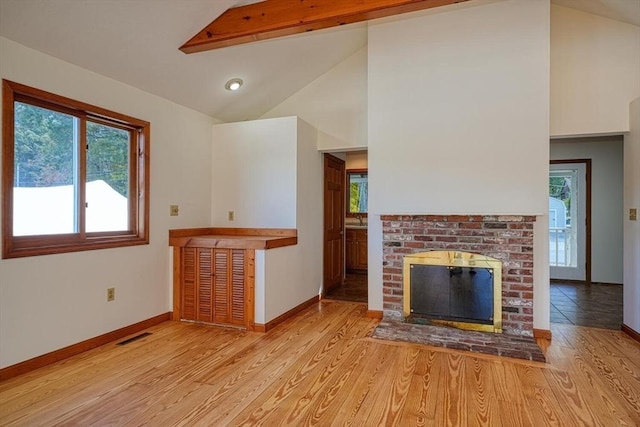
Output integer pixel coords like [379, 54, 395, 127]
[323, 154, 345, 293]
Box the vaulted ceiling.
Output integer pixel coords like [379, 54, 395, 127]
[180, 0, 471, 53]
[0, 0, 368, 122]
[0, 0, 637, 123]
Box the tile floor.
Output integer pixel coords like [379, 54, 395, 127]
[550, 282, 623, 330]
[324, 273, 368, 303]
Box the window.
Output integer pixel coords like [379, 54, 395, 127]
[2, 80, 150, 258]
[346, 169, 367, 216]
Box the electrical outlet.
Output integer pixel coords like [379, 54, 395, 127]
[631, 208, 638, 221]
[170, 205, 179, 216]
[107, 287, 115, 302]
[228, 211, 234, 221]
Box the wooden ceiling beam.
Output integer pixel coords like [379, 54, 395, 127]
[180, 0, 469, 54]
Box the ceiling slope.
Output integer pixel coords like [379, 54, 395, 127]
[552, 0, 640, 27]
[181, 0, 470, 53]
[0, 0, 367, 122]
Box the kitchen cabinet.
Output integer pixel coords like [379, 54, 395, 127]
[346, 228, 367, 271]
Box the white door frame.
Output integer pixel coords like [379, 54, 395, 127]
[549, 160, 592, 283]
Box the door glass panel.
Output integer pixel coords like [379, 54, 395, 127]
[549, 169, 578, 267]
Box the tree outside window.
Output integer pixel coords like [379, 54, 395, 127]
[2, 80, 150, 258]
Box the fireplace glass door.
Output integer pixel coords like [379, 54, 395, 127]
[409, 264, 494, 325]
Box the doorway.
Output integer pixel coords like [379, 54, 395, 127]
[323, 154, 345, 295]
[323, 150, 369, 303]
[549, 160, 591, 282]
[548, 137, 625, 330]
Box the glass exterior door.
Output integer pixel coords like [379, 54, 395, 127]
[549, 163, 587, 281]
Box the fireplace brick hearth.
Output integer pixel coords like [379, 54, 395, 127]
[381, 214, 536, 337]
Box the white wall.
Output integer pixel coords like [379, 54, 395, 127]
[0, 37, 214, 368]
[551, 137, 624, 284]
[211, 117, 298, 228]
[211, 117, 323, 324]
[368, 1, 549, 215]
[261, 48, 368, 151]
[367, 0, 550, 328]
[624, 98, 640, 333]
[264, 119, 323, 323]
[294, 118, 324, 305]
[551, 5, 640, 137]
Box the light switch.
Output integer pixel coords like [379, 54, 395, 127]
[630, 208, 638, 221]
[170, 205, 179, 216]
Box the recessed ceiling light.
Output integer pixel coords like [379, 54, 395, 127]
[225, 78, 243, 91]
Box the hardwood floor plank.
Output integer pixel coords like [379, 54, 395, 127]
[514, 364, 563, 426]
[571, 349, 640, 425]
[382, 346, 420, 425]
[53, 330, 261, 426]
[337, 345, 403, 426]
[2, 300, 640, 426]
[547, 325, 640, 426]
[465, 358, 500, 427]
[3, 326, 242, 425]
[261, 320, 379, 425]
[437, 352, 468, 425]
[323, 343, 400, 426]
[490, 361, 529, 405]
[543, 359, 607, 426]
[124, 304, 358, 426]
[300, 341, 386, 425]
[398, 349, 443, 425]
[277, 342, 371, 425]
[345, 345, 419, 426]
[227, 307, 377, 425]
[0, 324, 195, 425]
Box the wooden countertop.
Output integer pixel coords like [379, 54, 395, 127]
[169, 227, 297, 250]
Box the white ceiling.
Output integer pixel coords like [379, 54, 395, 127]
[0, 0, 637, 123]
[0, 0, 367, 122]
[552, 0, 640, 27]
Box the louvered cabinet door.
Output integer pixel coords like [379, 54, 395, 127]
[179, 246, 251, 328]
[196, 248, 214, 323]
[212, 249, 246, 326]
[181, 247, 197, 321]
[180, 247, 214, 322]
[213, 249, 230, 324]
[230, 249, 246, 326]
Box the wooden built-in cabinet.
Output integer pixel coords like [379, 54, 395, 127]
[170, 227, 297, 331]
[346, 228, 367, 271]
[181, 247, 251, 327]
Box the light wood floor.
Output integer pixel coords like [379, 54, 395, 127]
[1, 300, 639, 426]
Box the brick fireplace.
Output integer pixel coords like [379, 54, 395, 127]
[381, 215, 536, 337]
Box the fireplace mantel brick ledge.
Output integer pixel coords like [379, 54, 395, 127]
[381, 214, 536, 337]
